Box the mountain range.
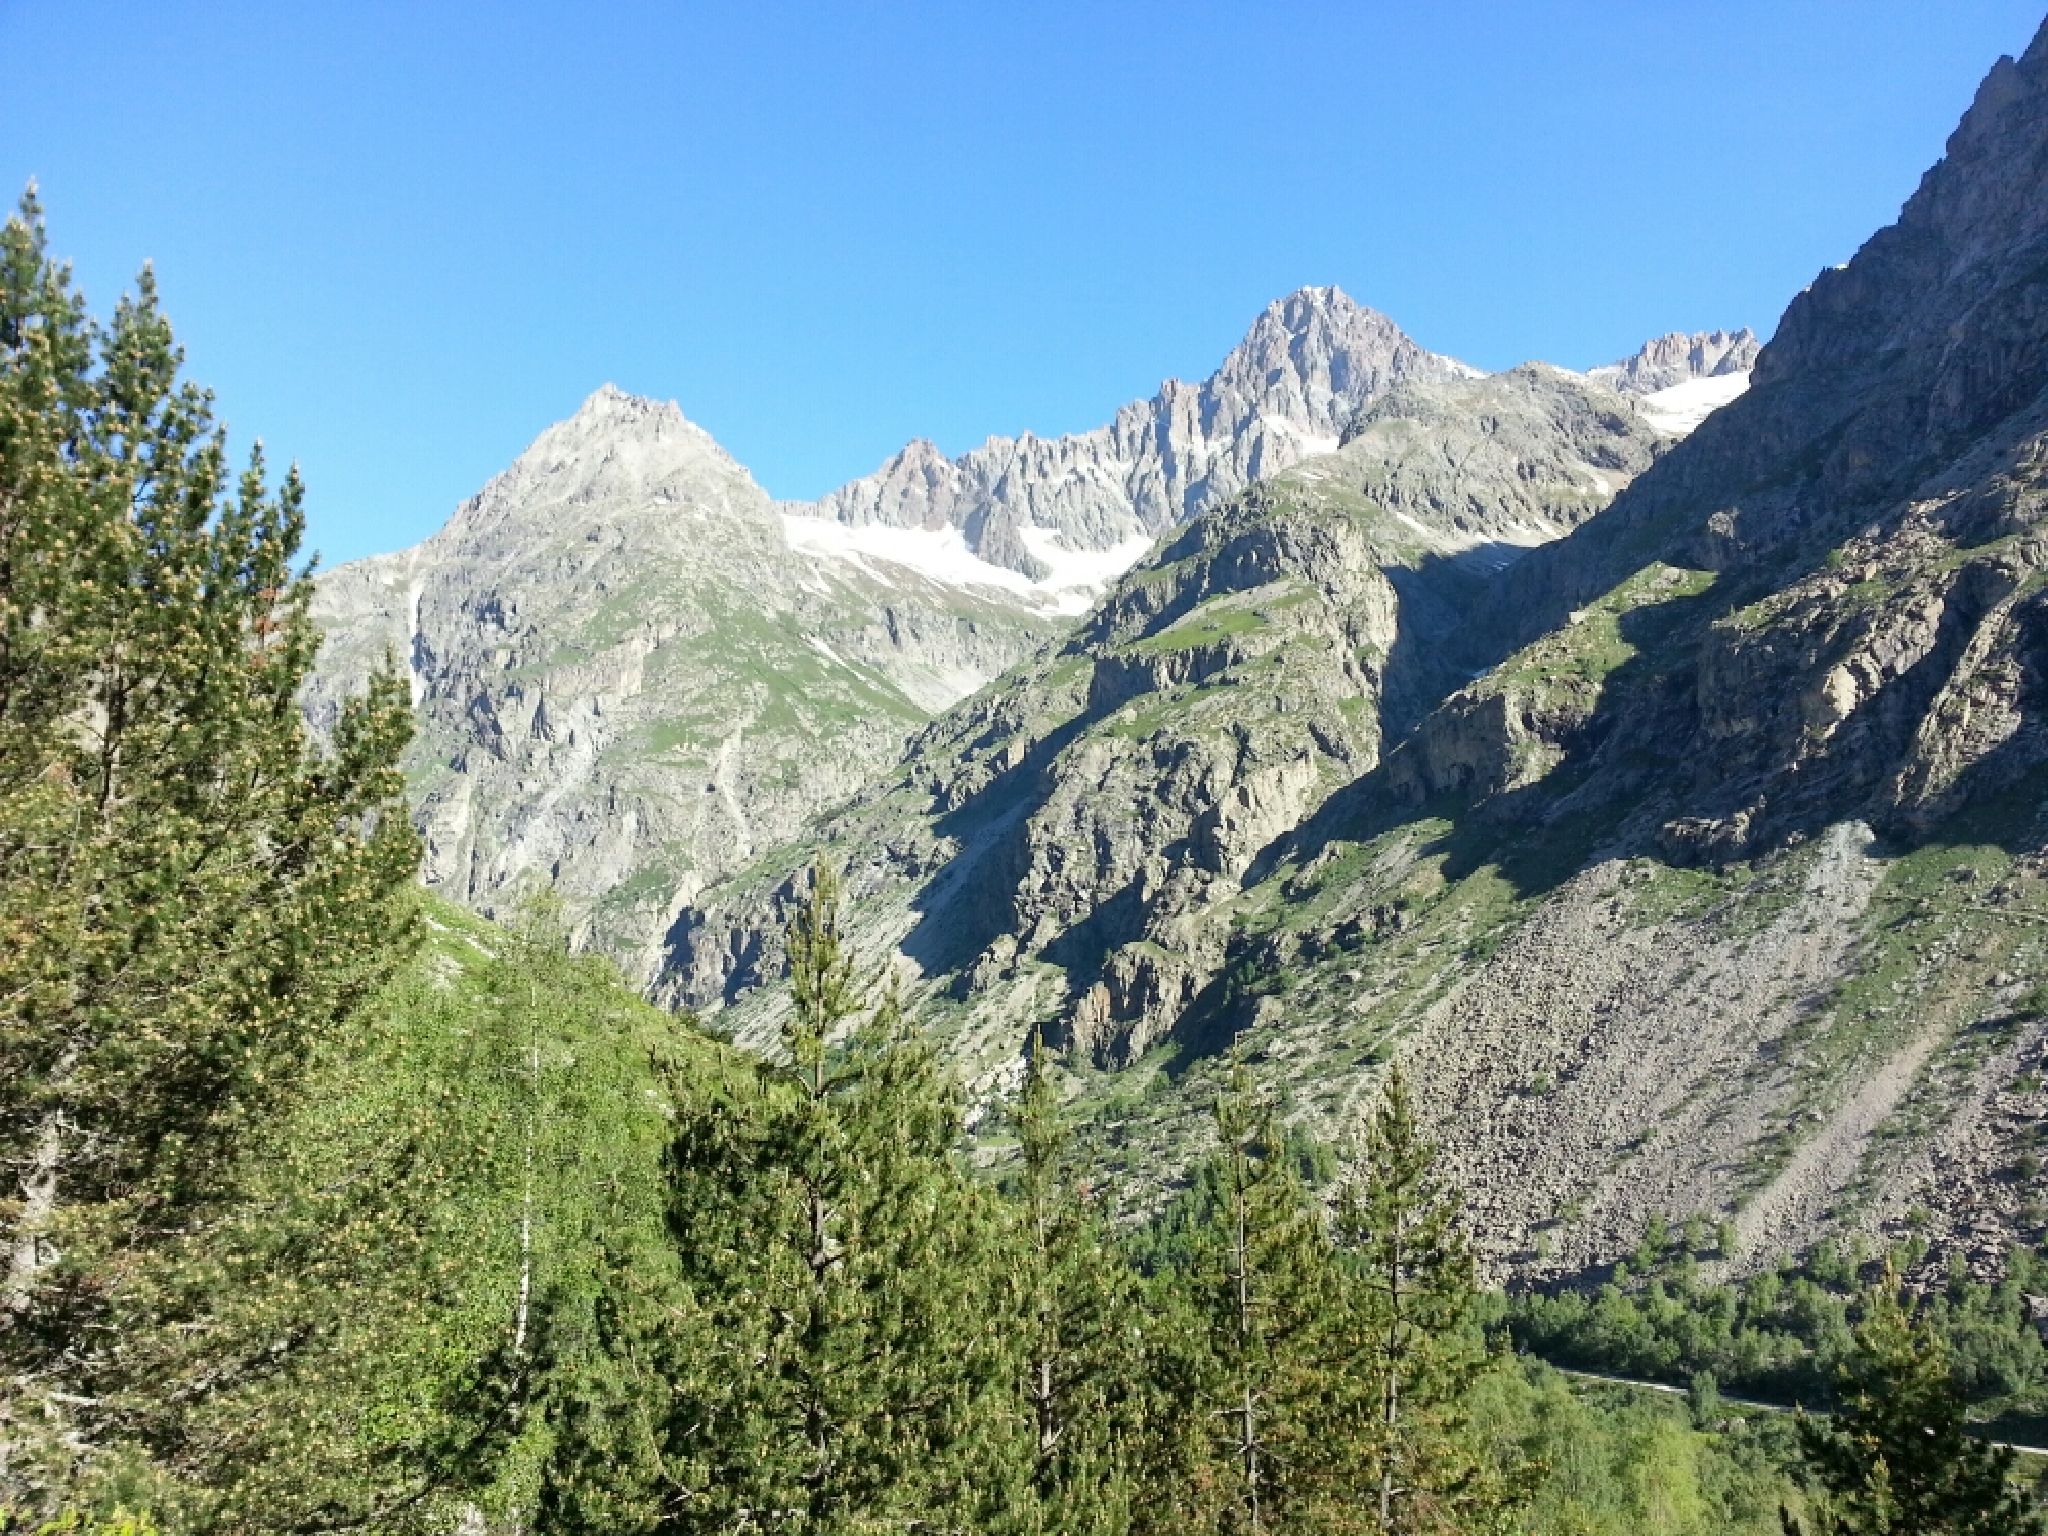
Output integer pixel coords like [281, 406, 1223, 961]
[309, 22, 2048, 1294]
[310, 292, 1749, 981]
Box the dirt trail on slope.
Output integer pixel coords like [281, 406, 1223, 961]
[1725, 1018, 1947, 1271]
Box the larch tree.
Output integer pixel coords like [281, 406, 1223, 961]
[1335, 1068, 1524, 1536]
[1192, 1060, 1347, 1536]
[1008, 1034, 1151, 1536]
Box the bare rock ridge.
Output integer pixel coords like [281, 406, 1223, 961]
[1588, 327, 1760, 394]
[796, 286, 1481, 579]
[661, 17, 2048, 1290]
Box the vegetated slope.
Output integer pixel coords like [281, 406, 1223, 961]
[136, 892, 732, 1528]
[657, 364, 1671, 1098]
[668, 18, 2048, 1289]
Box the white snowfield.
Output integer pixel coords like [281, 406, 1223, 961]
[779, 513, 1155, 617]
[1637, 372, 1750, 435]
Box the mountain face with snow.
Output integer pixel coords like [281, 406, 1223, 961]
[306, 387, 1065, 976]
[657, 360, 1674, 1052]
[796, 287, 1479, 582]
[308, 284, 1759, 993]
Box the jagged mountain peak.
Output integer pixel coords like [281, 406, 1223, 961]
[801, 283, 1479, 582]
[1589, 328, 1760, 395]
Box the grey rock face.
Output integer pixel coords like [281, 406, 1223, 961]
[309, 386, 1059, 982]
[1224, 18, 2048, 1284]
[1588, 328, 1760, 394]
[798, 287, 1477, 577]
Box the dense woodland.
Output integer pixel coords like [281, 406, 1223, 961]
[4, 196, 2046, 1535]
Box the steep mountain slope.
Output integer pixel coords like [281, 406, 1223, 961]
[667, 19, 2048, 1287]
[658, 365, 1669, 1076]
[308, 388, 1062, 977]
[1105, 19, 2048, 1283]
[796, 286, 1480, 578]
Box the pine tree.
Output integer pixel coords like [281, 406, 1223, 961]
[1781, 1263, 2045, 1536]
[0, 188, 417, 1509]
[1335, 1068, 1524, 1536]
[1190, 1060, 1348, 1535]
[1008, 1035, 1148, 1536]
[660, 865, 1025, 1533]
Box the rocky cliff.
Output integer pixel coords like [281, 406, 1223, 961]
[797, 287, 1480, 578]
[312, 292, 1705, 985]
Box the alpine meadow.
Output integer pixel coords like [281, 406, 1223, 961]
[9, 7, 2048, 1534]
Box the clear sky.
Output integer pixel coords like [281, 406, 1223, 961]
[5, 2, 2043, 566]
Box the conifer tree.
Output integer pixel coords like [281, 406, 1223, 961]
[0, 188, 417, 1506]
[1008, 1035, 1150, 1536]
[1781, 1263, 2044, 1536]
[1335, 1068, 1523, 1535]
[661, 866, 1024, 1533]
[1191, 1060, 1347, 1535]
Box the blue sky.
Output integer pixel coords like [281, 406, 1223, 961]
[5, 2, 2043, 566]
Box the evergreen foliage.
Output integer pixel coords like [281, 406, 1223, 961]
[1335, 1069, 1523, 1534]
[1008, 1037, 1151, 1535]
[658, 866, 1026, 1534]
[0, 188, 415, 1511]
[1189, 1061, 1356, 1533]
[1780, 1265, 2045, 1536]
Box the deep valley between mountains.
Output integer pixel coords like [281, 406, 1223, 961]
[308, 30, 2048, 1308]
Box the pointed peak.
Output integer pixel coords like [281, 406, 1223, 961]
[1233, 285, 1414, 353]
[892, 437, 950, 466]
[574, 381, 672, 417]
[1264, 284, 1382, 326]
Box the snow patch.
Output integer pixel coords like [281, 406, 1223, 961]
[780, 514, 1038, 597]
[1639, 373, 1749, 436]
[779, 512, 1155, 619]
[1016, 527, 1156, 614]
